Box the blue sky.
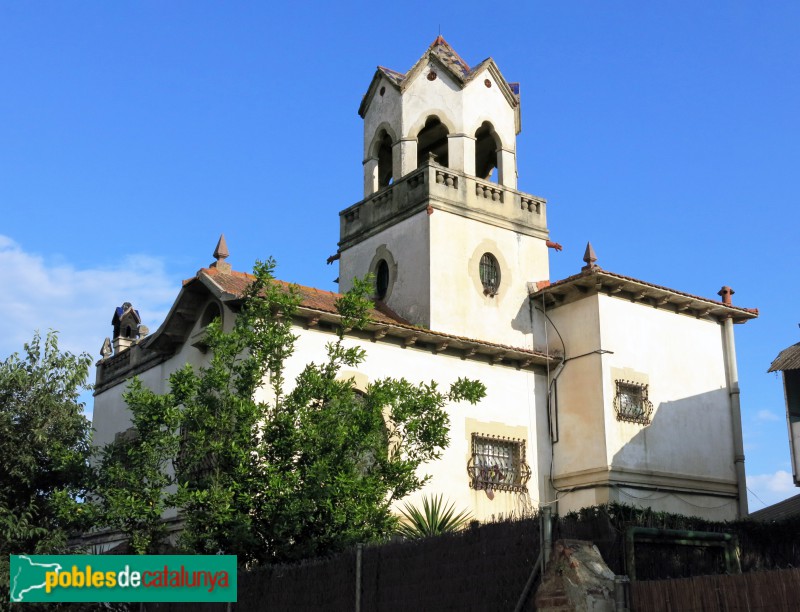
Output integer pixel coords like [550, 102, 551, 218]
[1, 2, 798, 510]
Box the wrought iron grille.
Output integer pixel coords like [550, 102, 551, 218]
[614, 380, 654, 425]
[467, 433, 531, 493]
[479, 253, 500, 295]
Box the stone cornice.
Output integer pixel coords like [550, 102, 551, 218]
[553, 465, 739, 496]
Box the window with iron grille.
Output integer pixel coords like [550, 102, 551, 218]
[479, 253, 500, 296]
[467, 433, 531, 493]
[614, 380, 654, 425]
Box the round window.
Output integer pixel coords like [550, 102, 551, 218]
[375, 259, 390, 299]
[479, 253, 500, 296]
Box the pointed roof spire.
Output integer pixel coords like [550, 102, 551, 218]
[100, 337, 112, 359]
[214, 234, 229, 261]
[211, 234, 232, 273]
[582, 242, 599, 271]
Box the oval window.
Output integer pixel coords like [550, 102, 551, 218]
[376, 259, 390, 299]
[479, 253, 500, 296]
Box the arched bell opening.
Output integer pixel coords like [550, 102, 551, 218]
[474, 121, 502, 182]
[376, 131, 394, 188]
[417, 116, 449, 168]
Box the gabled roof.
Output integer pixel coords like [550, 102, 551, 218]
[530, 267, 758, 325]
[189, 267, 407, 327]
[358, 36, 520, 118]
[769, 342, 800, 372]
[749, 492, 800, 521]
[111, 303, 141, 326]
[377, 66, 405, 87]
[129, 266, 555, 374]
[426, 34, 471, 78]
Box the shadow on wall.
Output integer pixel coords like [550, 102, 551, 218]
[510, 295, 533, 335]
[608, 386, 736, 503]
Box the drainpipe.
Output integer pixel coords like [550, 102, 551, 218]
[718, 286, 748, 518]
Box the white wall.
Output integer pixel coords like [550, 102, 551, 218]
[538, 292, 739, 520]
[338, 210, 431, 328]
[598, 295, 734, 482]
[429, 209, 549, 347]
[362, 60, 518, 183]
[93, 310, 549, 523]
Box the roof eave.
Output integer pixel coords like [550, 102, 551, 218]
[768, 343, 800, 372]
[530, 269, 758, 325]
[295, 305, 556, 370]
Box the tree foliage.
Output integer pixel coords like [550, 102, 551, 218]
[0, 332, 93, 595]
[173, 258, 302, 557]
[94, 378, 181, 554]
[98, 259, 486, 563]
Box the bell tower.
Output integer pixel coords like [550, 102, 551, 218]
[338, 37, 551, 346]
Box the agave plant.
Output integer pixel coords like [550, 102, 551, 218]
[395, 494, 473, 539]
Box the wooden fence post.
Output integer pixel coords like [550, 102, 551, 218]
[355, 543, 363, 612]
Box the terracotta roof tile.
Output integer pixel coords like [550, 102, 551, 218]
[196, 267, 407, 326]
[430, 35, 471, 78]
[376, 37, 495, 88]
[191, 267, 551, 360]
[377, 66, 405, 87]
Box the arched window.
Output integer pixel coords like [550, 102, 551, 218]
[200, 302, 222, 328]
[479, 253, 500, 296]
[377, 131, 394, 188]
[375, 259, 390, 299]
[417, 116, 449, 168]
[474, 122, 501, 181]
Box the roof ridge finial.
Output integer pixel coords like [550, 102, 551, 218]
[211, 234, 232, 273]
[582, 241, 599, 271]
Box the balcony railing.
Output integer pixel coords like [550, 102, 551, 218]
[340, 163, 547, 248]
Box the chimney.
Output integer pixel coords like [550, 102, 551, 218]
[717, 286, 735, 305]
[111, 302, 142, 354]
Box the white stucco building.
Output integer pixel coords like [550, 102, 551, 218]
[93, 38, 758, 523]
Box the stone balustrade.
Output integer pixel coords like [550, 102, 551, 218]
[340, 162, 548, 249]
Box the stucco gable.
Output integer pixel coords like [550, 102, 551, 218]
[358, 37, 519, 119]
[358, 70, 403, 118]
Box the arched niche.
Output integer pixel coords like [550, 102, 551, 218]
[200, 301, 222, 328]
[374, 130, 394, 188]
[416, 116, 449, 168]
[474, 121, 502, 181]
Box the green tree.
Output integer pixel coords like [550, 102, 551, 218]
[252, 277, 485, 561]
[173, 258, 302, 557]
[94, 378, 181, 554]
[0, 331, 93, 593]
[100, 259, 485, 563]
